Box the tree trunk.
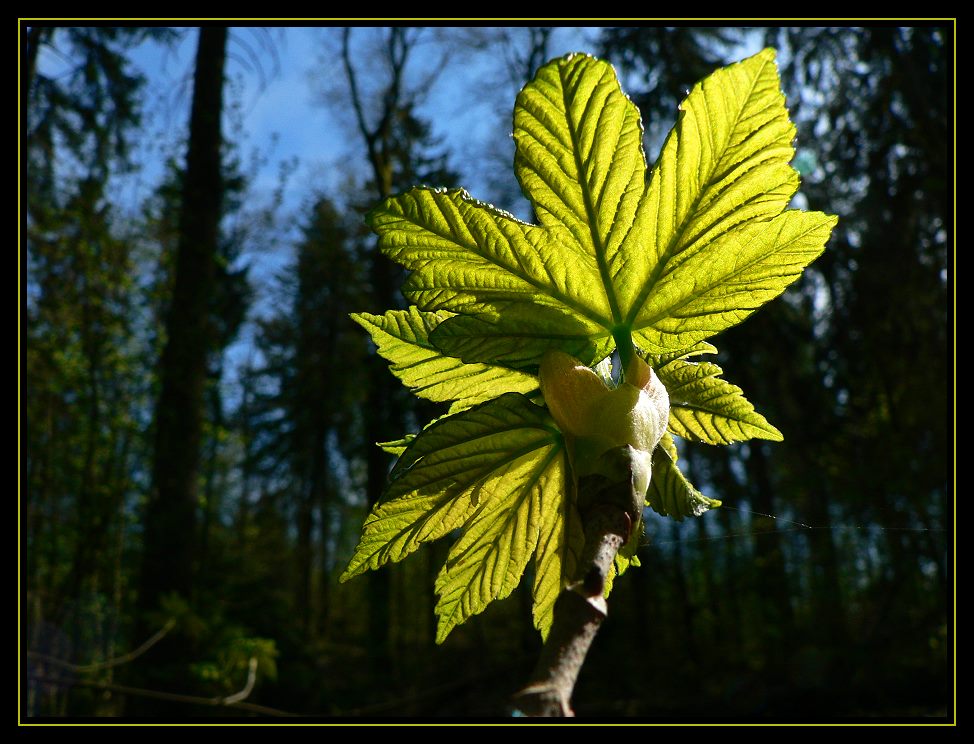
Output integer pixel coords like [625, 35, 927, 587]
[341, 27, 408, 671]
[295, 487, 314, 637]
[316, 462, 334, 638]
[139, 26, 227, 612]
[747, 443, 795, 639]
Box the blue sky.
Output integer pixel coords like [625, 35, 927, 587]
[98, 28, 611, 324]
[33, 25, 765, 396]
[121, 27, 604, 216]
[65, 26, 610, 390]
[73, 30, 573, 276]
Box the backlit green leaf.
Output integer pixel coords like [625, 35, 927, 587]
[351, 306, 537, 411]
[615, 48, 801, 324]
[367, 50, 834, 369]
[377, 435, 413, 456]
[345, 48, 837, 640]
[657, 357, 783, 444]
[648, 339, 718, 369]
[647, 434, 722, 520]
[630, 210, 837, 353]
[368, 188, 609, 323]
[513, 53, 644, 326]
[430, 309, 615, 369]
[340, 393, 562, 583]
[434, 441, 564, 642]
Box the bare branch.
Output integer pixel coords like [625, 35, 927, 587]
[374, 27, 410, 156]
[28, 671, 292, 717]
[221, 657, 258, 705]
[512, 504, 630, 717]
[513, 445, 646, 717]
[340, 28, 378, 163]
[26, 618, 176, 674]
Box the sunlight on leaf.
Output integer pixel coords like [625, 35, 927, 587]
[346, 48, 836, 641]
[352, 306, 537, 412]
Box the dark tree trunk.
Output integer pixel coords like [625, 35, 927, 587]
[58, 260, 104, 623]
[139, 26, 227, 612]
[295, 487, 315, 637]
[342, 27, 409, 671]
[316, 456, 333, 638]
[364, 242, 397, 666]
[747, 443, 795, 639]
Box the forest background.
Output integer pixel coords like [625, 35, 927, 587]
[21, 23, 952, 719]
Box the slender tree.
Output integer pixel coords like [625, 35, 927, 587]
[246, 197, 367, 639]
[139, 26, 227, 611]
[24, 26, 169, 715]
[337, 26, 457, 667]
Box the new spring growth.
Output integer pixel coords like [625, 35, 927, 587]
[539, 350, 669, 502]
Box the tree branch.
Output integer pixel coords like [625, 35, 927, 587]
[512, 503, 632, 717]
[28, 667, 289, 717]
[221, 656, 258, 705]
[340, 27, 376, 165]
[513, 444, 647, 717]
[26, 618, 176, 673]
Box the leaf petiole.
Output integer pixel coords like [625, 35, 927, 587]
[611, 326, 635, 383]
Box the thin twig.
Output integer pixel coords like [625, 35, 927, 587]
[221, 657, 258, 705]
[28, 666, 291, 718]
[26, 618, 176, 674]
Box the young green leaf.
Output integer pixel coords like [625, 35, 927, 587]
[377, 435, 414, 456]
[344, 48, 836, 643]
[615, 48, 803, 324]
[430, 305, 614, 370]
[646, 433, 722, 520]
[648, 339, 718, 369]
[433, 442, 564, 643]
[513, 51, 644, 325]
[368, 188, 613, 367]
[656, 357, 782, 444]
[352, 306, 537, 412]
[340, 394, 568, 625]
[366, 49, 835, 367]
[630, 211, 838, 353]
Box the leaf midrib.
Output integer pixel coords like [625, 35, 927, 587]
[397, 190, 611, 329]
[558, 63, 623, 327]
[624, 55, 773, 328]
[632, 211, 823, 333]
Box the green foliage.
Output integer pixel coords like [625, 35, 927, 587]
[351, 307, 537, 414]
[344, 48, 836, 641]
[652, 351, 783, 445]
[341, 393, 569, 640]
[153, 593, 279, 695]
[647, 433, 722, 520]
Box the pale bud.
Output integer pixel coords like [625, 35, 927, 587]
[539, 350, 669, 482]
